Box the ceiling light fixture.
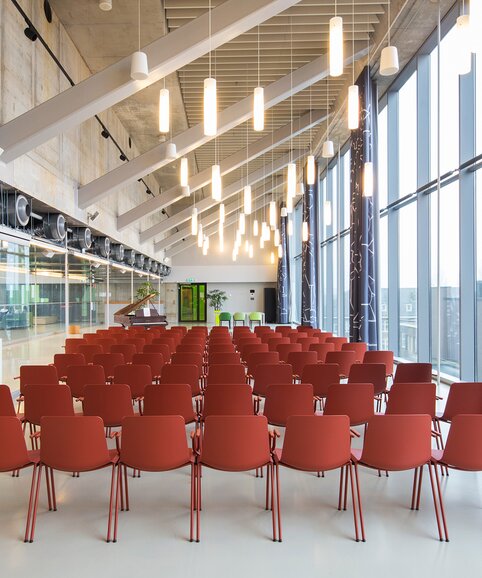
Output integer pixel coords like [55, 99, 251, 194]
[329, 1, 343, 77]
[211, 164, 222, 201]
[130, 0, 149, 80]
[253, 219, 259, 236]
[197, 224, 204, 248]
[379, 1, 399, 76]
[306, 155, 316, 185]
[159, 86, 170, 133]
[203, 0, 217, 136]
[269, 201, 277, 229]
[99, 0, 112, 10]
[180, 157, 189, 187]
[270, 251, 275, 264]
[219, 203, 225, 223]
[239, 212, 246, 235]
[253, 26, 264, 132]
[363, 161, 374, 197]
[302, 221, 309, 242]
[165, 142, 177, 160]
[191, 207, 198, 235]
[347, 0, 359, 130]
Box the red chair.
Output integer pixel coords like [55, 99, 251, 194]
[194, 415, 279, 542]
[113, 415, 195, 542]
[170, 325, 188, 336]
[66, 365, 106, 399]
[143, 384, 197, 424]
[301, 363, 340, 401]
[348, 363, 387, 397]
[275, 326, 293, 337]
[113, 365, 152, 401]
[326, 336, 348, 351]
[23, 385, 75, 440]
[232, 326, 252, 341]
[351, 414, 447, 542]
[288, 332, 302, 344]
[394, 363, 432, 384]
[267, 337, 290, 352]
[64, 338, 87, 354]
[111, 344, 137, 364]
[386, 383, 436, 417]
[17, 365, 59, 412]
[92, 353, 125, 382]
[263, 384, 315, 427]
[436, 382, 482, 425]
[132, 353, 165, 382]
[206, 364, 246, 387]
[274, 415, 364, 542]
[171, 352, 204, 378]
[254, 326, 272, 336]
[297, 337, 320, 352]
[309, 342, 335, 362]
[286, 351, 318, 380]
[238, 339, 263, 359]
[261, 332, 281, 344]
[143, 343, 171, 361]
[77, 344, 103, 364]
[342, 342, 368, 363]
[363, 350, 395, 379]
[208, 343, 236, 355]
[208, 352, 242, 366]
[160, 364, 201, 397]
[123, 338, 146, 354]
[253, 364, 293, 398]
[276, 343, 302, 363]
[27, 416, 118, 543]
[324, 383, 375, 428]
[95, 338, 116, 354]
[52, 353, 86, 381]
[0, 384, 16, 417]
[313, 331, 333, 344]
[200, 384, 255, 420]
[177, 344, 204, 355]
[82, 333, 99, 344]
[112, 334, 128, 344]
[82, 384, 136, 429]
[325, 351, 358, 378]
[246, 351, 280, 379]
[0, 417, 43, 542]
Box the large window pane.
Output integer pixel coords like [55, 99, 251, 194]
[378, 105, 388, 209]
[379, 216, 389, 349]
[398, 203, 417, 360]
[398, 72, 418, 197]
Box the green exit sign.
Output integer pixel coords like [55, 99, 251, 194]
[186, 277, 195, 283]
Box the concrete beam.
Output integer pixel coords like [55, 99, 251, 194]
[0, 0, 302, 164]
[117, 109, 325, 230]
[78, 42, 368, 208]
[143, 148, 305, 243]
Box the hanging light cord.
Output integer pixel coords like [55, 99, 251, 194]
[352, 0, 355, 85]
[138, 0, 141, 52]
[257, 25, 261, 88]
[208, 0, 212, 78]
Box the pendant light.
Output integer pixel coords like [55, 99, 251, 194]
[347, 0, 359, 130]
[278, 245, 283, 258]
[280, 207, 288, 218]
[274, 229, 280, 247]
[297, 182, 305, 196]
[191, 207, 198, 235]
[270, 251, 275, 265]
[324, 201, 332, 226]
[239, 213, 246, 235]
[203, 1, 217, 136]
[287, 218, 293, 236]
[302, 221, 309, 242]
[181, 185, 190, 197]
[165, 142, 177, 160]
[244, 186, 252, 214]
[286, 193, 293, 214]
[248, 244, 254, 259]
[180, 157, 189, 187]
[211, 165, 222, 201]
[457, 10, 472, 75]
[260, 235, 265, 249]
[197, 224, 203, 248]
[245, 239, 249, 253]
[329, 0, 343, 78]
[99, 0, 112, 10]
[159, 86, 169, 133]
[236, 229, 242, 245]
[202, 237, 208, 256]
[269, 201, 277, 229]
[264, 224, 271, 242]
[219, 203, 225, 223]
[130, 1, 149, 80]
[253, 219, 259, 236]
[253, 26, 265, 132]
[322, 78, 334, 158]
[380, 1, 399, 76]
[363, 161, 374, 197]
[287, 163, 297, 198]
[307, 155, 316, 185]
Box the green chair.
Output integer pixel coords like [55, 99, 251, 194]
[233, 312, 247, 326]
[249, 312, 263, 328]
[219, 312, 232, 328]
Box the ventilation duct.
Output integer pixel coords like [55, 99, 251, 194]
[111, 243, 124, 262]
[124, 249, 136, 266]
[135, 254, 145, 269]
[70, 227, 92, 250]
[150, 261, 159, 274]
[94, 236, 110, 258]
[7, 193, 31, 227]
[42, 213, 66, 241]
[144, 257, 152, 271]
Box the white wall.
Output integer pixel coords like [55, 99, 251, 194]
[206, 282, 276, 324]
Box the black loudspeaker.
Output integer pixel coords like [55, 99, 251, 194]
[264, 287, 277, 324]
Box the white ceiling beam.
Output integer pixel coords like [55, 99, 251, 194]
[117, 109, 325, 230]
[154, 178, 283, 252]
[0, 0, 302, 165]
[145, 148, 305, 243]
[78, 42, 367, 209]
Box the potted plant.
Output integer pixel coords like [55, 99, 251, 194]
[135, 281, 159, 302]
[207, 289, 228, 326]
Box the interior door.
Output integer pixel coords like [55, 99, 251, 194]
[178, 283, 207, 322]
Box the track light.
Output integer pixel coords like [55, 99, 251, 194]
[101, 129, 110, 139]
[159, 88, 170, 133]
[24, 26, 38, 42]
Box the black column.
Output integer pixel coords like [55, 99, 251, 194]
[276, 205, 290, 324]
[301, 161, 318, 327]
[349, 65, 379, 348]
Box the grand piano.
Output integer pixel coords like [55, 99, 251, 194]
[114, 293, 168, 328]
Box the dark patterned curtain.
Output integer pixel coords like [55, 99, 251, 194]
[302, 161, 318, 327]
[277, 205, 290, 323]
[349, 65, 379, 348]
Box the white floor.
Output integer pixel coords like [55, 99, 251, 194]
[1, 333, 482, 577]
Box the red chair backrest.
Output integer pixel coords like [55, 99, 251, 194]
[261, 332, 282, 344]
[325, 351, 358, 378]
[325, 336, 348, 351]
[288, 332, 302, 343]
[341, 342, 368, 363]
[276, 343, 302, 363]
[91, 353, 125, 379]
[20, 365, 58, 394]
[160, 364, 201, 396]
[348, 363, 387, 396]
[83, 383, 134, 427]
[53, 353, 86, 380]
[123, 338, 146, 354]
[82, 333, 99, 343]
[246, 351, 279, 376]
[264, 383, 314, 426]
[64, 338, 87, 354]
[208, 352, 242, 366]
[393, 363, 432, 384]
[208, 343, 236, 354]
[313, 331, 333, 344]
[142, 384, 196, 423]
[66, 364, 106, 398]
[386, 382, 436, 418]
[301, 363, 340, 398]
[275, 326, 293, 337]
[363, 350, 394, 377]
[143, 343, 171, 360]
[0, 384, 16, 417]
[202, 384, 254, 418]
[171, 352, 203, 376]
[280, 415, 351, 471]
[309, 342, 335, 362]
[39, 416, 112, 472]
[359, 414, 432, 471]
[200, 415, 270, 470]
[239, 343, 270, 362]
[286, 351, 318, 377]
[176, 344, 204, 355]
[439, 414, 482, 470]
[252, 363, 293, 397]
[110, 344, 137, 364]
[24, 384, 74, 426]
[113, 364, 152, 398]
[440, 382, 482, 421]
[206, 364, 246, 386]
[0, 417, 31, 471]
[297, 337, 320, 352]
[132, 353, 165, 378]
[267, 336, 290, 352]
[94, 338, 116, 354]
[253, 326, 272, 336]
[237, 337, 262, 354]
[119, 415, 191, 471]
[324, 383, 375, 426]
[77, 344, 104, 364]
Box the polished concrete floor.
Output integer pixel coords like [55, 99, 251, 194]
[1, 332, 481, 577]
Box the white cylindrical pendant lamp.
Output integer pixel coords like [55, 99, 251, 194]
[297, 182, 305, 197]
[191, 208, 198, 235]
[219, 203, 225, 224]
[180, 157, 189, 187]
[253, 86, 265, 132]
[287, 218, 293, 237]
[211, 164, 222, 201]
[322, 140, 334, 159]
[159, 88, 170, 133]
[244, 185, 252, 214]
[165, 142, 177, 160]
[203, 77, 217, 136]
[280, 207, 288, 218]
[363, 162, 374, 197]
[274, 229, 280, 247]
[278, 245, 283, 258]
[269, 201, 277, 229]
[329, 17, 343, 77]
[302, 221, 309, 242]
[239, 213, 246, 235]
[307, 155, 316, 185]
[348, 84, 359, 130]
[130, 51, 149, 80]
[380, 45, 400, 77]
[253, 219, 259, 236]
[270, 251, 275, 265]
[197, 224, 203, 248]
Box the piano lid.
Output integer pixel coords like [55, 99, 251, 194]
[114, 293, 159, 317]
